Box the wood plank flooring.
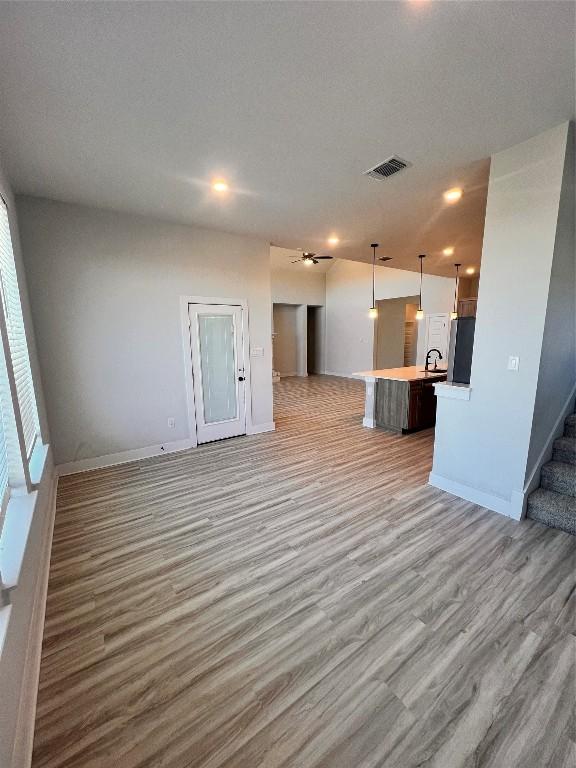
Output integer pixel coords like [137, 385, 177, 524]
[33, 375, 575, 768]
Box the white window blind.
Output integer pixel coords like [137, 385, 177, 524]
[0, 397, 8, 514]
[0, 304, 13, 515]
[0, 200, 40, 459]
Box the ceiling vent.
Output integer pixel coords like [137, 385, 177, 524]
[364, 156, 411, 181]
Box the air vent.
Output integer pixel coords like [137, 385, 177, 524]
[364, 156, 410, 181]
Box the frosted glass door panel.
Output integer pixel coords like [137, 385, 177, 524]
[188, 303, 247, 444]
[198, 314, 238, 423]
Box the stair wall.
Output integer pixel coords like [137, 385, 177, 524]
[431, 121, 575, 520]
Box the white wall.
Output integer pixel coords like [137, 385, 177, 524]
[17, 196, 274, 466]
[526, 122, 576, 478]
[325, 259, 454, 376]
[0, 158, 56, 768]
[271, 246, 327, 376]
[272, 304, 299, 376]
[431, 122, 573, 517]
[270, 246, 327, 306]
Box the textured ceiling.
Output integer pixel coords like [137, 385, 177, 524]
[0, 1, 573, 276]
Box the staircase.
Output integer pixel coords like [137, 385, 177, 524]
[527, 411, 576, 535]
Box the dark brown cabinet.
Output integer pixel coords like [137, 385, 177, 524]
[407, 379, 442, 431]
[375, 374, 446, 433]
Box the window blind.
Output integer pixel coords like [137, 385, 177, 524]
[0, 397, 9, 514]
[0, 200, 40, 459]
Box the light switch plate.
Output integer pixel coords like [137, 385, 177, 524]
[507, 356, 520, 371]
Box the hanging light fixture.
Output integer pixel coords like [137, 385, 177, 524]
[368, 243, 379, 318]
[416, 254, 425, 320]
[451, 263, 461, 320]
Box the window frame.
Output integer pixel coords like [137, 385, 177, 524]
[0, 192, 41, 496]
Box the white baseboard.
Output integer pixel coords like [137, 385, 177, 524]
[11, 467, 57, 768]
[323, 371, 357, 379]
[521, 382, 576, 518]
[362, 417, 376, 428]
[57, 438, 194, 476]
[428, 472, 523, 521]
[247, 421, 276, 435]
[431, 384, 576, 523]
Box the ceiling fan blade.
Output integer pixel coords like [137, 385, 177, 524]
[315, 256, 333, 259]
[379, 256, 393, 262]
[291, 260, 302, 263]
[312, 259, 319, 264]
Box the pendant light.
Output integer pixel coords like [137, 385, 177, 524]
[451, 263, 461, 320]
[416, 254, 425, 320]
[368, 243, 379, 318]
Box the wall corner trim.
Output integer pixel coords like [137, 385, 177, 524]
[56, 438, 194, 476]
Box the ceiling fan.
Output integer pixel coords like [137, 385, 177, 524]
[292, 252, 334, 265]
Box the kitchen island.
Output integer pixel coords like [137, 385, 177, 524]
[354, 366, 447, 433]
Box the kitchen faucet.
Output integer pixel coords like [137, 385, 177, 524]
[425, 348, 443, 371]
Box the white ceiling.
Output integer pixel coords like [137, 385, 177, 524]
[271, 246, 334, 274]
[0, 1, 573, 276]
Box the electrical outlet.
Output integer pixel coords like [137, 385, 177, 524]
[507, 356, 520, 371]
[167, 417, 176, 428]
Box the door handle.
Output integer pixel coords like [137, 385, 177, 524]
[238, 376, 245, 382]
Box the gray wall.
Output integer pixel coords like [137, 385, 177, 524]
[325, 259, 454, 376]
[0, 156, 55, 768]
[431, 122, 573, 513]
[17, 196, 274, 466]
[526, 122, 576, 477]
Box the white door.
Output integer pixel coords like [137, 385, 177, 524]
[188, 303, 246, 444]
[425, 313, 450, 362]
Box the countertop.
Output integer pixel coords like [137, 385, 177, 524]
[353, 365, 448, 383]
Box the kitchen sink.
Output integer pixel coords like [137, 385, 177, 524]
[420, 369, 447, 374]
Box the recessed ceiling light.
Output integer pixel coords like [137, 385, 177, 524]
[443, 247, 455, 256]
[443, 187, 463, 203]
[466, 267, 475, 275]
[212, 179, 229, 193]
[327, 235, 339, 246]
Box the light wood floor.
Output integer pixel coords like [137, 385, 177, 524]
[34, 375, 575, 768]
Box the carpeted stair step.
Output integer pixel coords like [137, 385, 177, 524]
[527, 488, 576, 536]
[565, 413, 576, 438]
[541, 461, 576, 497]
[553, 436, 576, 465]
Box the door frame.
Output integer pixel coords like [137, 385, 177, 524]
[424, 312, 450, 362]
[180, 295, 254, 448]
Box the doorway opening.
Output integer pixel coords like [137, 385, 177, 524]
[272, 303, 325, 379]
[272, 303, 300, 377]
[307, 305, 324, 374]
[374, 295, 420, 369]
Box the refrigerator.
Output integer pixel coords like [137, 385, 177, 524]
[447, 317, 476, 385]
